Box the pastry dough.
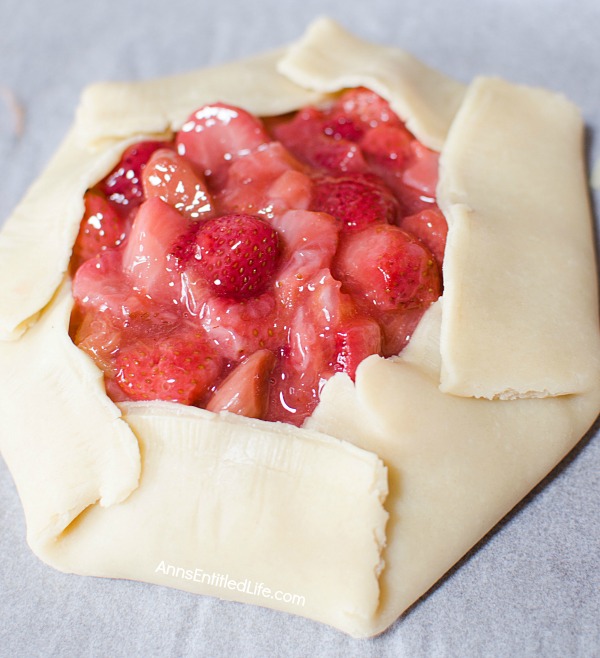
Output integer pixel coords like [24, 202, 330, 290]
[0, 17, 599, 638]
[438, 77, 600, 398]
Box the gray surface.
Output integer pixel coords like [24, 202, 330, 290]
[1, 1, 600, 656]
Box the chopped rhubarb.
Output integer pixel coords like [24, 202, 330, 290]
[207, 349, 276, 419]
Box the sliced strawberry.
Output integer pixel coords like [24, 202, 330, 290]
[399, 206, 448, 270]
[142, 148, 214, 220]
[206, 349, 276, 419]
[121, 197, 191, 303]
[101, 141, 168, 210]
[325, 88, 403, 139]
[115, 330, 222, 404]
[190, 214, 279, 301]
[272, 107, 367, 174]
[360, 133, 439, 216]
[272, 209, 340, 260]
[359, 124, 414, 171]
[267, 357, 316, 426]
[71, 191, 130, 271]
[176, 103, 270, 182]
[217, 142, 306, 217]
[310, 172, 398, 233]
[333, 224, 442, 312]
[334, 317, 382, 380]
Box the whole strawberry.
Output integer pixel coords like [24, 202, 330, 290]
[190, 214, 280, 300]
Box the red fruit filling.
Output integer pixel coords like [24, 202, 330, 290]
[69, 88, 447, 426]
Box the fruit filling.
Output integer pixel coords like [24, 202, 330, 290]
[69, 88, 447, 426]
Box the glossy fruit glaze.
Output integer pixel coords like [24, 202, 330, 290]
[69, 89, 447, 426]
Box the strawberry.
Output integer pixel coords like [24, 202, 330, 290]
[324, 88, 403, 139]
[121, 197, 191, 303]
[267, 357, 317, 427]
[334, 317, 382, 380]
[359, 124, 414, 171]
[114, 330, 222, 404]
[399, 206, 448, 270]
[101, 140, 168, 210]
[310, 172, 398, 232]
[272, 107, 367, 174]
[206, 349, 276, 419]
[142, 148, 214, 220]
[176, 103, 269, 183]
[271, 88, 402, 173]
[285, 271, 345, 373]
[71, 94, 446, 425]
[189, 214, 279, 301]
[359, 132, 439, 216]
[217, 142, 306, 217]
[71, 191, 129, 271]
[333, 224, 442, 312]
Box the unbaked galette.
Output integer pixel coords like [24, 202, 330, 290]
[0, 18, 599, 638]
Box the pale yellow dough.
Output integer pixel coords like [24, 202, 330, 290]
[0, 17, 599, 638]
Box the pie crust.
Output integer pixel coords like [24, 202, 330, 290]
[0, 18, 599, 638]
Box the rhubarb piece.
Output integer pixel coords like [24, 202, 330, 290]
[206, 349, 276, 419]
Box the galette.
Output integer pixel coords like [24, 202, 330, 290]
[0, 18, 599, 638]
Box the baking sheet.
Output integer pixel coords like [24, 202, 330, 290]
[1, 0, 599, 655]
